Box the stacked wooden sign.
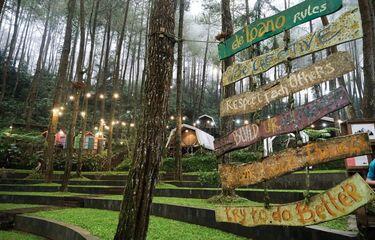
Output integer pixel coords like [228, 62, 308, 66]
[215, 0, 374, 228]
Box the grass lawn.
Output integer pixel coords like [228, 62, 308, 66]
[29, 208, 247, 240]
[0, 203, 41, 210]
[0, 230, 44, 240]
[0, 191, 89, 197]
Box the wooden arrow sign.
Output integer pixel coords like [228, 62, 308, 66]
[222, 8, 363, 86]
[218, 0, 343, 59]
[215, 87, 351, 156]
[219, 133, 371, 189]
[215, 173, 375, 227]
[220, 51, 355, 117]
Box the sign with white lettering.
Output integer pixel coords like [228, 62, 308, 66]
[218, 0, 343, 59]
[215, 173, 375, 227]
[220, 52, 354, 117]
[222, 8, 363, 86]
[219, 134, 372, 189]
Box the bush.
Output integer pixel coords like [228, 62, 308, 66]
[230, 150, 261, 163]
[115, 157, 132, 171]
[161, 152, 217, 173]
[0, 128, 44, 169]
[198, 171, 220, 185]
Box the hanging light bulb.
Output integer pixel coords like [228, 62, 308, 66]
[99, 94, 105, 99]
[113, 93, 120, 99]
[86, 93, 92, 98]
[69, 95, 75, 101]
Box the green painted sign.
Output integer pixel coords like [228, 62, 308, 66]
[218, 0, 343, 60]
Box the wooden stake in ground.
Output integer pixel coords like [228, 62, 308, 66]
[114, 0, 177, 239]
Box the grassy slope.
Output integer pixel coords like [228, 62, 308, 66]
[29, 208, 247, 240]
[0, 203, 41, 210]
[0, 230, 44, 240]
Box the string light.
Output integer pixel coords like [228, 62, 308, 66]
[338, 119, 343, 124]
[195, 120, 201, 125]
[9, 126, 13, 130]
[58, 111, 63, 117]
[52, 108, 59, 115]
[121, 122, 126, 126]
[60, 106, 65, 111]
[100, 119, 105, 124]
[267, 115, 271, 119]
[69, 95, 75, 101]
[94, 127, 98, 130]
[244, 120, 249, 125]
[86, 93, 92, 98]
[113, 93, 120, 99]
[80, 111, 86, 118]
[322, 123, 327, 127]
[235, 119, 241, 124]
[170, 116, 175, 120]
[311, 124, 315, 128]
[130, 123, 135, 128]
[211, 122, 215, 126]
[166, 125, 170, 129]
[99, 94, 105, 99]
[182, 116, 187, 121]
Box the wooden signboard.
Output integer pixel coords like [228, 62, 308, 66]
[222, 8, 363, 86]
[219, 134, 371, 189]
[220, 51, 354, 117]
[215, 173, 375, 227]
[215, 87, 351, 156]
[218, 0, 342, 59]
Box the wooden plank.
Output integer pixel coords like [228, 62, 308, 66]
[219, 133, 371, 189]
[215, 173, 375, 227]
[220, 51, 354, 117]
[222, 8, 363, 86]
[218, 0, 342, 59]
[215, 87, 351, 156]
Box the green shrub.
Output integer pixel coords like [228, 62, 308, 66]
[198, 171, 220, 185]
[0, 128, 44, 169]
[230, 150, 261, 163]
[161, 152, 217, 173]
[115, 157, 132, 171]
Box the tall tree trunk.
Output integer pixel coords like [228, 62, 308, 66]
[0, 0, 21, 102]
[198, 26, 210, 115]
[114, 0, 176, 238]
[24, 0, 51, 128]
[12, 12, 31, 97]
[61, 0, 85, 192]
[76, 0, 100, 176]
[359, 0, 375, 118]
[217, 0, 236, 197]
[45, 0, 76, 183]
[107, 0, 131, 171]
[0, 0, 5, 14]
[175, 0, 184, 181]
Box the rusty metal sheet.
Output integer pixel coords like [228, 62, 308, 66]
[215, 173, 375, 227]
[220, 51, 355, 117]
[215, 87, 351, 156]
[219, 134, 371, 189]
[222, 8, 362, 86]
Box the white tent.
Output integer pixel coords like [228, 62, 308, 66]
[166, 124, 215, 151]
